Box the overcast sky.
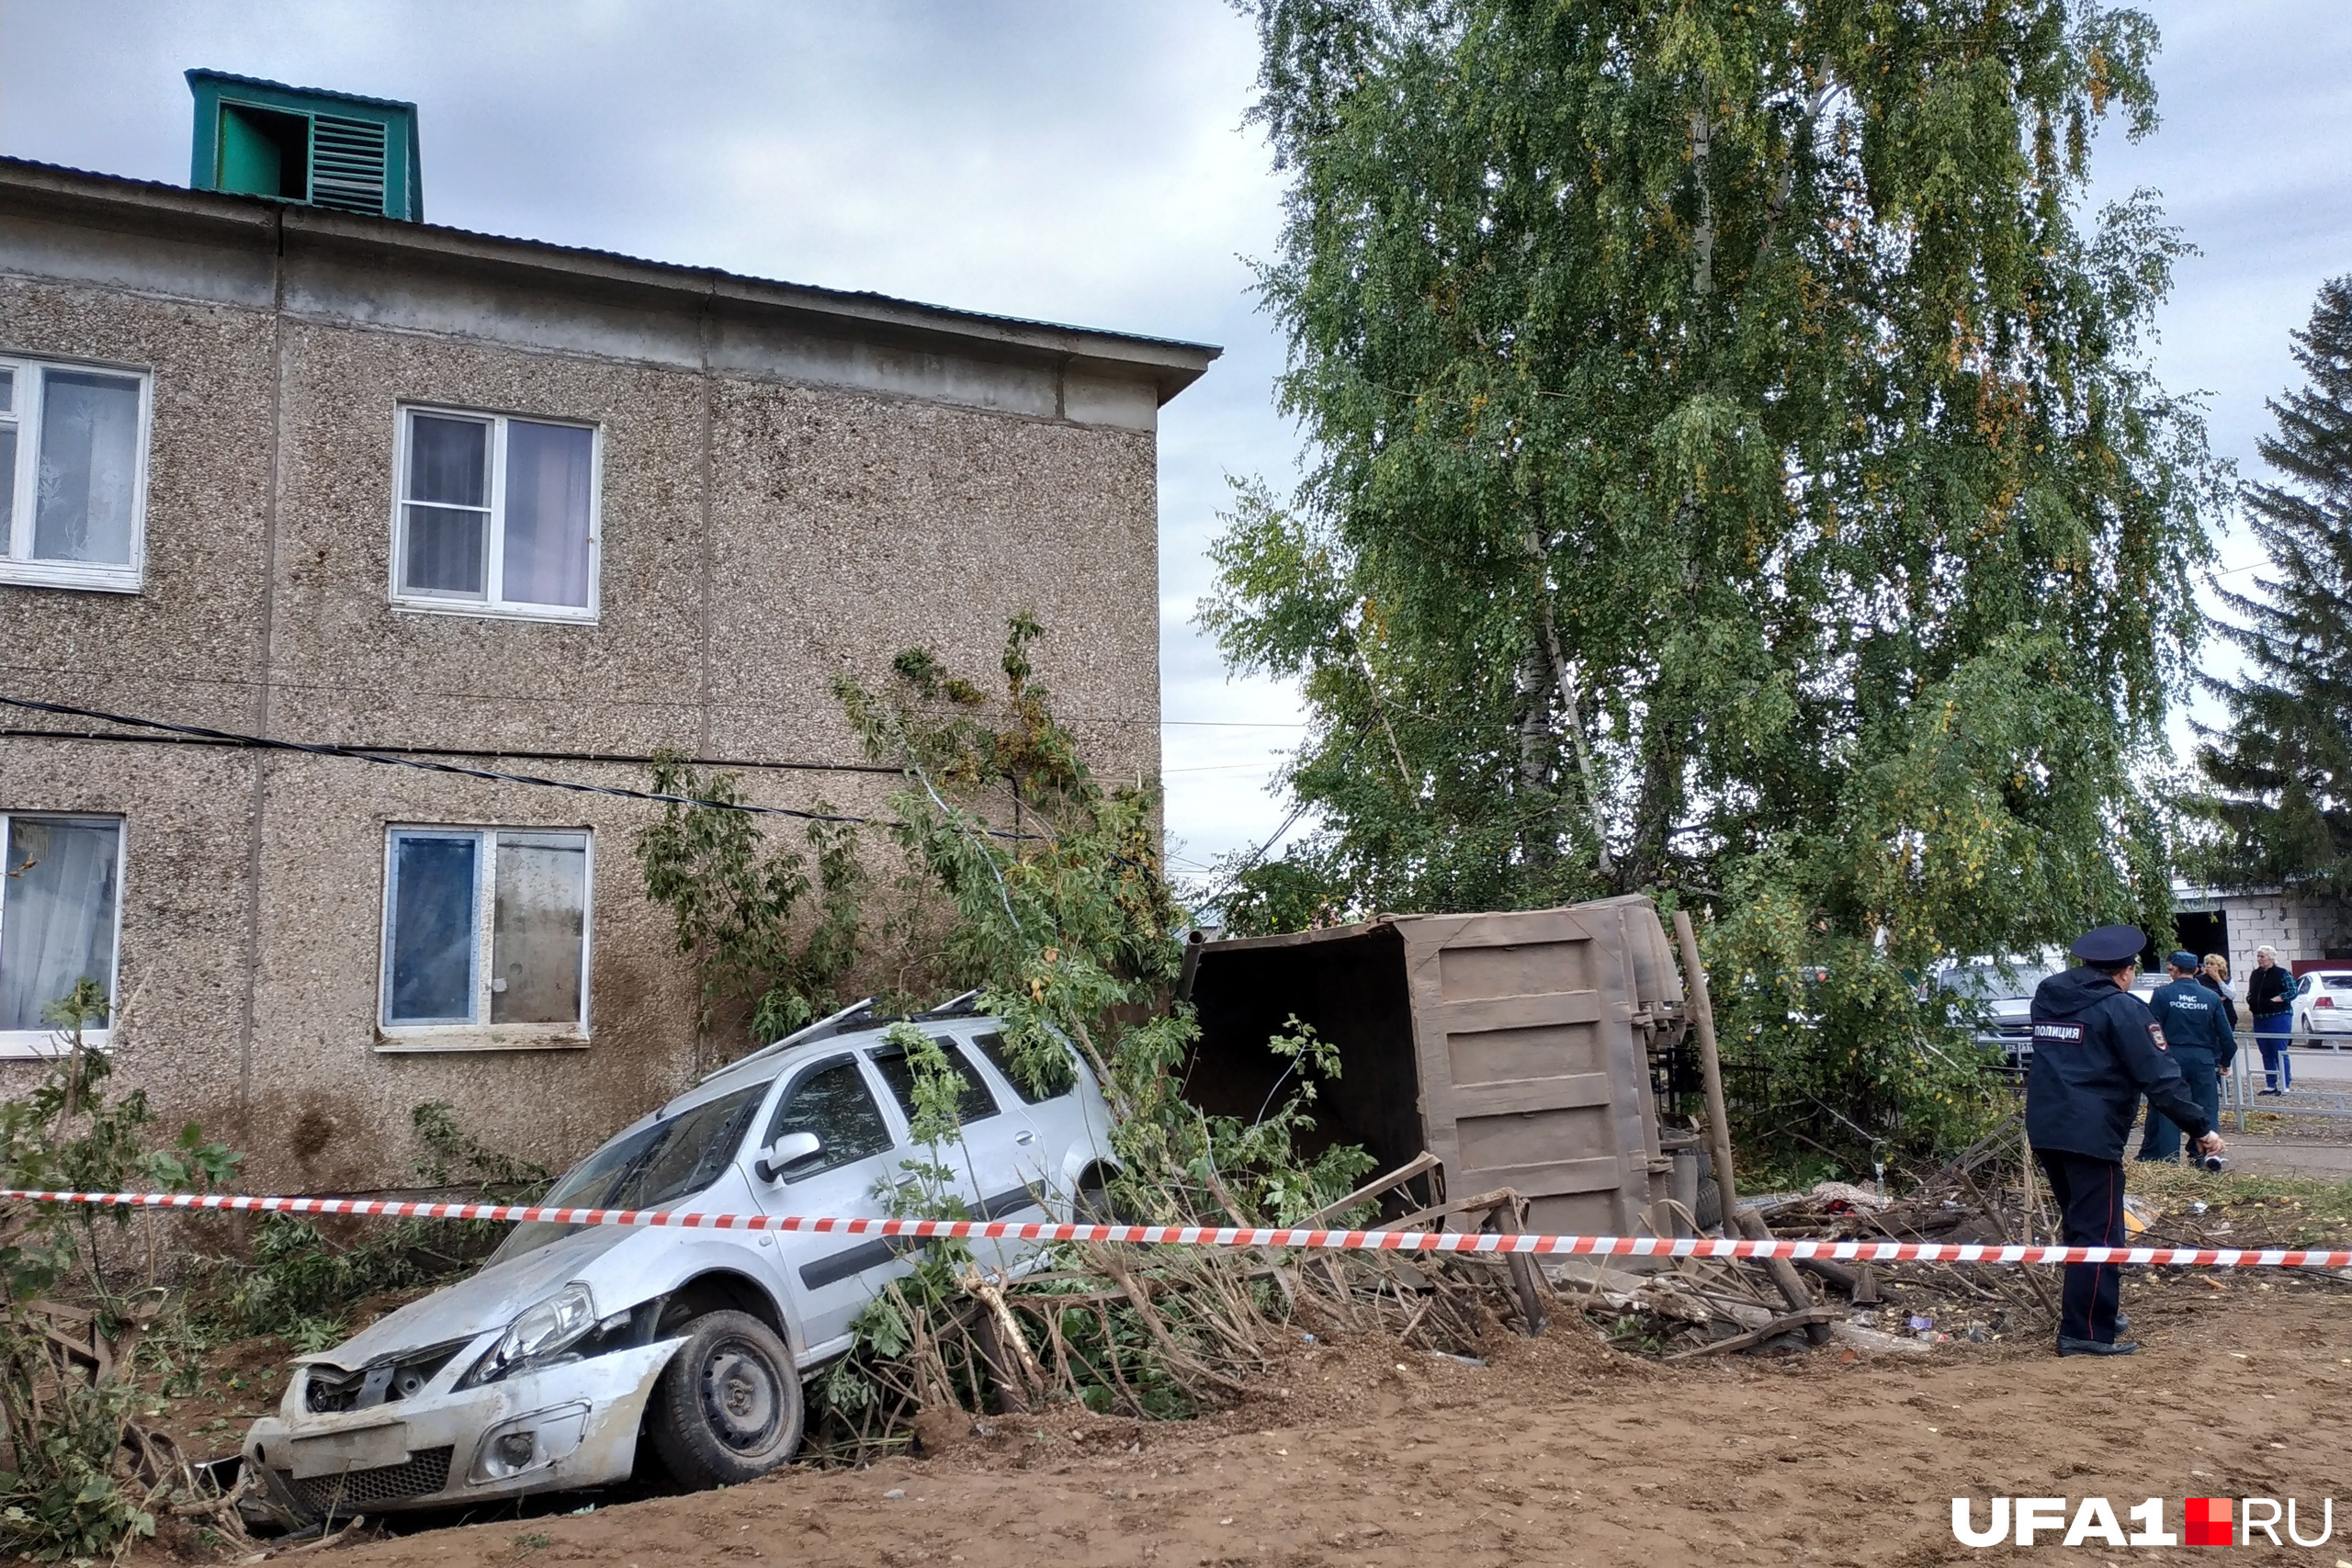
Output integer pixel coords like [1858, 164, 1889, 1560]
[4, 1, 2346, 874]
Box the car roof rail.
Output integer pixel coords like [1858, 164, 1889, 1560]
[912, 989, 984, 1021]
[697, 996, 883, 1083]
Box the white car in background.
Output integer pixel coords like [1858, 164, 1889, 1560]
[2292, 968, 2352, 1045]
[243, 1000, 1115, 1522]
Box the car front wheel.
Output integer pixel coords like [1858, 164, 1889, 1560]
[646, 1310, 804, 1488]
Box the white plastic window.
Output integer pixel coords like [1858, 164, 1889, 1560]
[379, 827, 591, 1044]
[0, 814, 125, 1055]
[393, 407, 599, 620]
[0, 359, 153, 592]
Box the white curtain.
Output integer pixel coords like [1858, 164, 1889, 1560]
[0, 818, 120, 1032]
[401, 413, 491, 596]
[0, 419, 17, 546]
[501, 421, 593, 607]
[34, 371, 141, 565]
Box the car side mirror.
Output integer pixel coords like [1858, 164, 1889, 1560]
[755, 1131, 823, 1183]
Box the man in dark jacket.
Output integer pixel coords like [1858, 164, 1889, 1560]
[2027, 926, 2226, 1356]
[2245, 946, 2295, 1093]
[2141, 952, 2234, 1164]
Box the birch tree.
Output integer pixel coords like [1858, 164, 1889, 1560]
[1206, 0, 2227, 1162]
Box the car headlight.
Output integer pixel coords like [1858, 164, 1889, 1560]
[469, 1283, 597, 1385]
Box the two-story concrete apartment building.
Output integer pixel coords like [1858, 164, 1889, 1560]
[0, 73, 1214, 1190]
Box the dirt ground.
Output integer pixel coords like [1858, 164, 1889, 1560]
[227, 1276, 2350, 1568]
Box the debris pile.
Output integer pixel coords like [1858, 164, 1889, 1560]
[1525, 1117, 2065, 1359]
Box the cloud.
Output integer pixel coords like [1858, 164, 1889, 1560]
[0, 0, 1304, 862]
[2082, 0, 2352, 753]
[6, 0, 2341, 864]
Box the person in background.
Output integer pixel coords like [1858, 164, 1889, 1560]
[2199, 953, 2239, 1032]
[2199, 953, 2240, 1093]
[2143, 952, 2233, 1163]
[2244, 945, 2295, 1095]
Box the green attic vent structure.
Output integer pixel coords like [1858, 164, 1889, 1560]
[187, 70, 422, 220]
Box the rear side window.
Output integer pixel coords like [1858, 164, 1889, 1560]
[972, 1031, 1075, 1104]
[870, 1038, 998, 1127]
[763, 1056, 895, 1179]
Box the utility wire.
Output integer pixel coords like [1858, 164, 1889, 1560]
[0, 660, 1165, 728]
[0, 693, 1045, 840]
[0, 728, 900, 776]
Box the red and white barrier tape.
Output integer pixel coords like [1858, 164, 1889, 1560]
[0, 1187, 2344, 1269]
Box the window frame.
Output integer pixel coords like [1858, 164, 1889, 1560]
[0, 355, 154, 594]
[967, 1028, 1078, 1105]
[760, 1054, 903, 1183]
[0, 812, 128, 1058]
[375, 824, 594, 1052]
[865, 1034, 1003, 1129]
[389, 403, 603, 624]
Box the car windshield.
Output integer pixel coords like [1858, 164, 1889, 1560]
[492, 1083, 769, 1262]
[1939, 964, 2062, 1002]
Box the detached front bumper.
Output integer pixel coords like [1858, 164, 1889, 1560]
[245, 1337, 683, 1517]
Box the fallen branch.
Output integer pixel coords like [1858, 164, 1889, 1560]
[1665, 1304, 1844, 1361]
[1306, 1151, 1442, 1224]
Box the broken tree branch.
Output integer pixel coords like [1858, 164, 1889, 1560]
[1664, 1304, 1842, 1361]
[1306, 1150, 1442, 1225]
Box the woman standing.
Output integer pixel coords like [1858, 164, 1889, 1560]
[2244, 946, 2295, 1095]
[2199, 953, 2239, 1027]
[2199, 954, 2242, 1097]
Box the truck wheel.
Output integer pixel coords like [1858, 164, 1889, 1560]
[1693, 1176, 1722, 1232]
[647, 1310, 803, 1489]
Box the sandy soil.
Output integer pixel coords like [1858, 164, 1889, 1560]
[231, 1275, 2352, 1568]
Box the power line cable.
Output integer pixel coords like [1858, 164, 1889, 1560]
[0, 660, 1170, 728]
[0, 728, 900, 776]
[0, 692, 1046, 839]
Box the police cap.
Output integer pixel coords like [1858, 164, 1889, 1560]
[2069, 925, 2147, 965]
[2168, 949, 2201, 972]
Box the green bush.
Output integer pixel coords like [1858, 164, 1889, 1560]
[0, 982, 239, 1561]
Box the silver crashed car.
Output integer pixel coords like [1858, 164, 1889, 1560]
[243, 1002, 1115, 1520]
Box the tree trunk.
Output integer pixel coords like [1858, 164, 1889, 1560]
[1522, 518, 1615, 876]
[1536, 609, 1614, 874]
[1514, 642, 1556, 870]
[1690, 107, 1714, 299]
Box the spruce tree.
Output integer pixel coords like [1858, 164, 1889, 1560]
[2200, 276, 2352, 932]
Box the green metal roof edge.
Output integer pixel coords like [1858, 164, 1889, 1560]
[184, 68, 419, 116]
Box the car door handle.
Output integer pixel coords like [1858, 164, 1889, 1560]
[1014, 1131, 1036, 1146]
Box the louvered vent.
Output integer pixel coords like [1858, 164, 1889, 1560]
[308, 114, 390, 214]
[189, 71, 422, 220]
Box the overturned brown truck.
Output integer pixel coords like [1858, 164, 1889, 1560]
[1183, 895, 1694, 1237]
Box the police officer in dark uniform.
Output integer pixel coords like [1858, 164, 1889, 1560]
[2026, 926, 2227, 1356]
[2141, 951, 2235, 1164]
